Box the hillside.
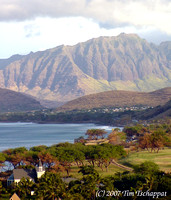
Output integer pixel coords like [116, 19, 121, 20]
[0, 33, 170, 102]
[57, 87, 171, 111]
[136, 99, 171, 120]
[0, 88, 43, 112]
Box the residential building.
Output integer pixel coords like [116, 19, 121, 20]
[7, 159, 45, 186]
[9, 193, 20, 200]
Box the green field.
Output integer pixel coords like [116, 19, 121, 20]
[61, 148, 171, 178]
[68, 164, 126, 179]
[120, 148, 171, 172]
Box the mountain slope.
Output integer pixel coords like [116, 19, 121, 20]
[136, 99, 171, 120]
[57, 87, 171, 111]
[0, 33, 170, 102]
[0, 88, 43, 112]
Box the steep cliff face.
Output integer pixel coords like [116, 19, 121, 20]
[0, 34, 170, 102]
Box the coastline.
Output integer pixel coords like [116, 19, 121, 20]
[0, 122, 116, 152]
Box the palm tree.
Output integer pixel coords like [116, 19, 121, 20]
[15, 177, 34, 199]
[35, 172, 66, 200]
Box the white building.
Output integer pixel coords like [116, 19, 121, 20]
[7, 159, 45, 186]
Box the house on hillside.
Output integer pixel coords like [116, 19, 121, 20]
[7, 159, 45, 186]
[9, 193, 20, 200]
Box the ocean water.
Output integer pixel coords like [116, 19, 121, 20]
[0, 122, 117, 151]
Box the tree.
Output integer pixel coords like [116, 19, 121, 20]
[38, 151, 60, 170]
[74, 136, 86, 144]
[85, 129, 107, 140]
[6, 153, 23, 169]
[138, 133, 151, 152]
[79, 165, 98, 176]
[123, 125, 147, 137]
[14, 177, 35, 199]
[23, 150, 39, 166]
[3, 147, 28, 168]
[108, 129, 126, 145]
[30, 145, 47, 152]
[134, 161, 159, 175]
[139, 130, 169, 153]
[35, 172, 66, 200]
[134, 162, 161, 192]
[96, 144, 126, 171]
[84, 146, 98, 167]
[68, 166, 100, 200]
[54, 148, 75, 176]
[85, 144, 126, 171]
[70, 149, 85, 167]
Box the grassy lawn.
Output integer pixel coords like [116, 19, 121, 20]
[119, 147, 171, 172]
[62, 163, 126, 179]
[61, 148, 171, 178]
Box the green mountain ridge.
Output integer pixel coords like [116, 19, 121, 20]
[0, 33, 170, 102]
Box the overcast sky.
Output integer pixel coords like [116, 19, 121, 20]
[0, 0, 171, 58]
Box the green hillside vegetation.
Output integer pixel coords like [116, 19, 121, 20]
[135, 99, 171, 120]
[0, 88, 43, 112]
[57, 87, 171, 111]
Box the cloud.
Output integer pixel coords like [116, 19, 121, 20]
[0, 0, 171, 35]
[0, 16, 170, 59]
[24, 24, 41, 38]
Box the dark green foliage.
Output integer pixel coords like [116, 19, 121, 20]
[12, 177, 35, 199]
[1, 154, 171, 199]
[123, 125, 144, 136]
[35, 172, 66, 200]
[79, 165, 99, 176]
[30, 145, 47, 152]
[134, 161, 160, 175]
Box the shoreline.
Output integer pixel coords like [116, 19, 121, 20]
[0, 122, 117, 152]
[0, 119, 126, 127]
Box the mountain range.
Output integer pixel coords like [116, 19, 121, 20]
[0, 33, 170, 103]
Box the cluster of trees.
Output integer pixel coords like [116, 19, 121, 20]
[123, 124, 171, 152]
[76, 124, 170, 153]
[85, 129, 107, 140]
[138, 131, 169, 152]
[1, 162, 171, 199]
[0, 143, 126, 176]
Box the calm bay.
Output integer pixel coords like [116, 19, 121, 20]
[0, 122, 117, 151]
